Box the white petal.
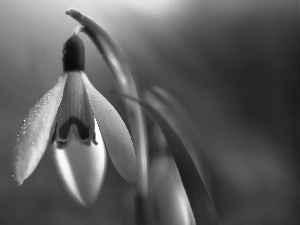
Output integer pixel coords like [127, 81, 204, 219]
[13, 75, 67, 185]
[81, 72, 137, 185]
[55, 71, 94, 142]
[53, 118, 107, 207]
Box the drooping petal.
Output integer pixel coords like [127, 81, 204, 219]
[53, 118, 106, 207]
[13, 75, 67, 185]
[81, 72, 137, 185]
[55, 71, 94, 142]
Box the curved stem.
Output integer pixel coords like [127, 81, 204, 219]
[66, 8, 149, 225]
[72, 26, 84, 36]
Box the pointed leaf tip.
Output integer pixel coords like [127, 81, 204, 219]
[81, 72, 137, 185]
[13, 75, 67, 185]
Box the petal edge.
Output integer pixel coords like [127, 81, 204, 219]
[81, 72, 137, 185]
[13, 75, 67, 185]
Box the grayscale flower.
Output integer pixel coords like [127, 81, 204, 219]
[13, 34, 137, 207]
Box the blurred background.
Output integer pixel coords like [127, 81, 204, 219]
[0, 0, 298, 224]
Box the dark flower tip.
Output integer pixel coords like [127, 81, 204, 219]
[63, 35, 85, 72]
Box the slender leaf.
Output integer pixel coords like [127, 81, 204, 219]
[120, 93, 219, 225]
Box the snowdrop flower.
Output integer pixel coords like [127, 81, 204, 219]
[13, 34, 137, 207]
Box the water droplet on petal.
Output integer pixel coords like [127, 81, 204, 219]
[13, 75, 67, 185]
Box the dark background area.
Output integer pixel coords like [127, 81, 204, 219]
[0, 0, 298, 224]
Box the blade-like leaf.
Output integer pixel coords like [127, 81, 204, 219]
[81, 72, 137, 185]
[144, 86, 208, 184]
[13, 75, 67, 185]
[149, 157, 196, 225]
[119, 93, 219, 225]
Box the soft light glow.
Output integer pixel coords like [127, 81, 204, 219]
[124, 0, 172, 16]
